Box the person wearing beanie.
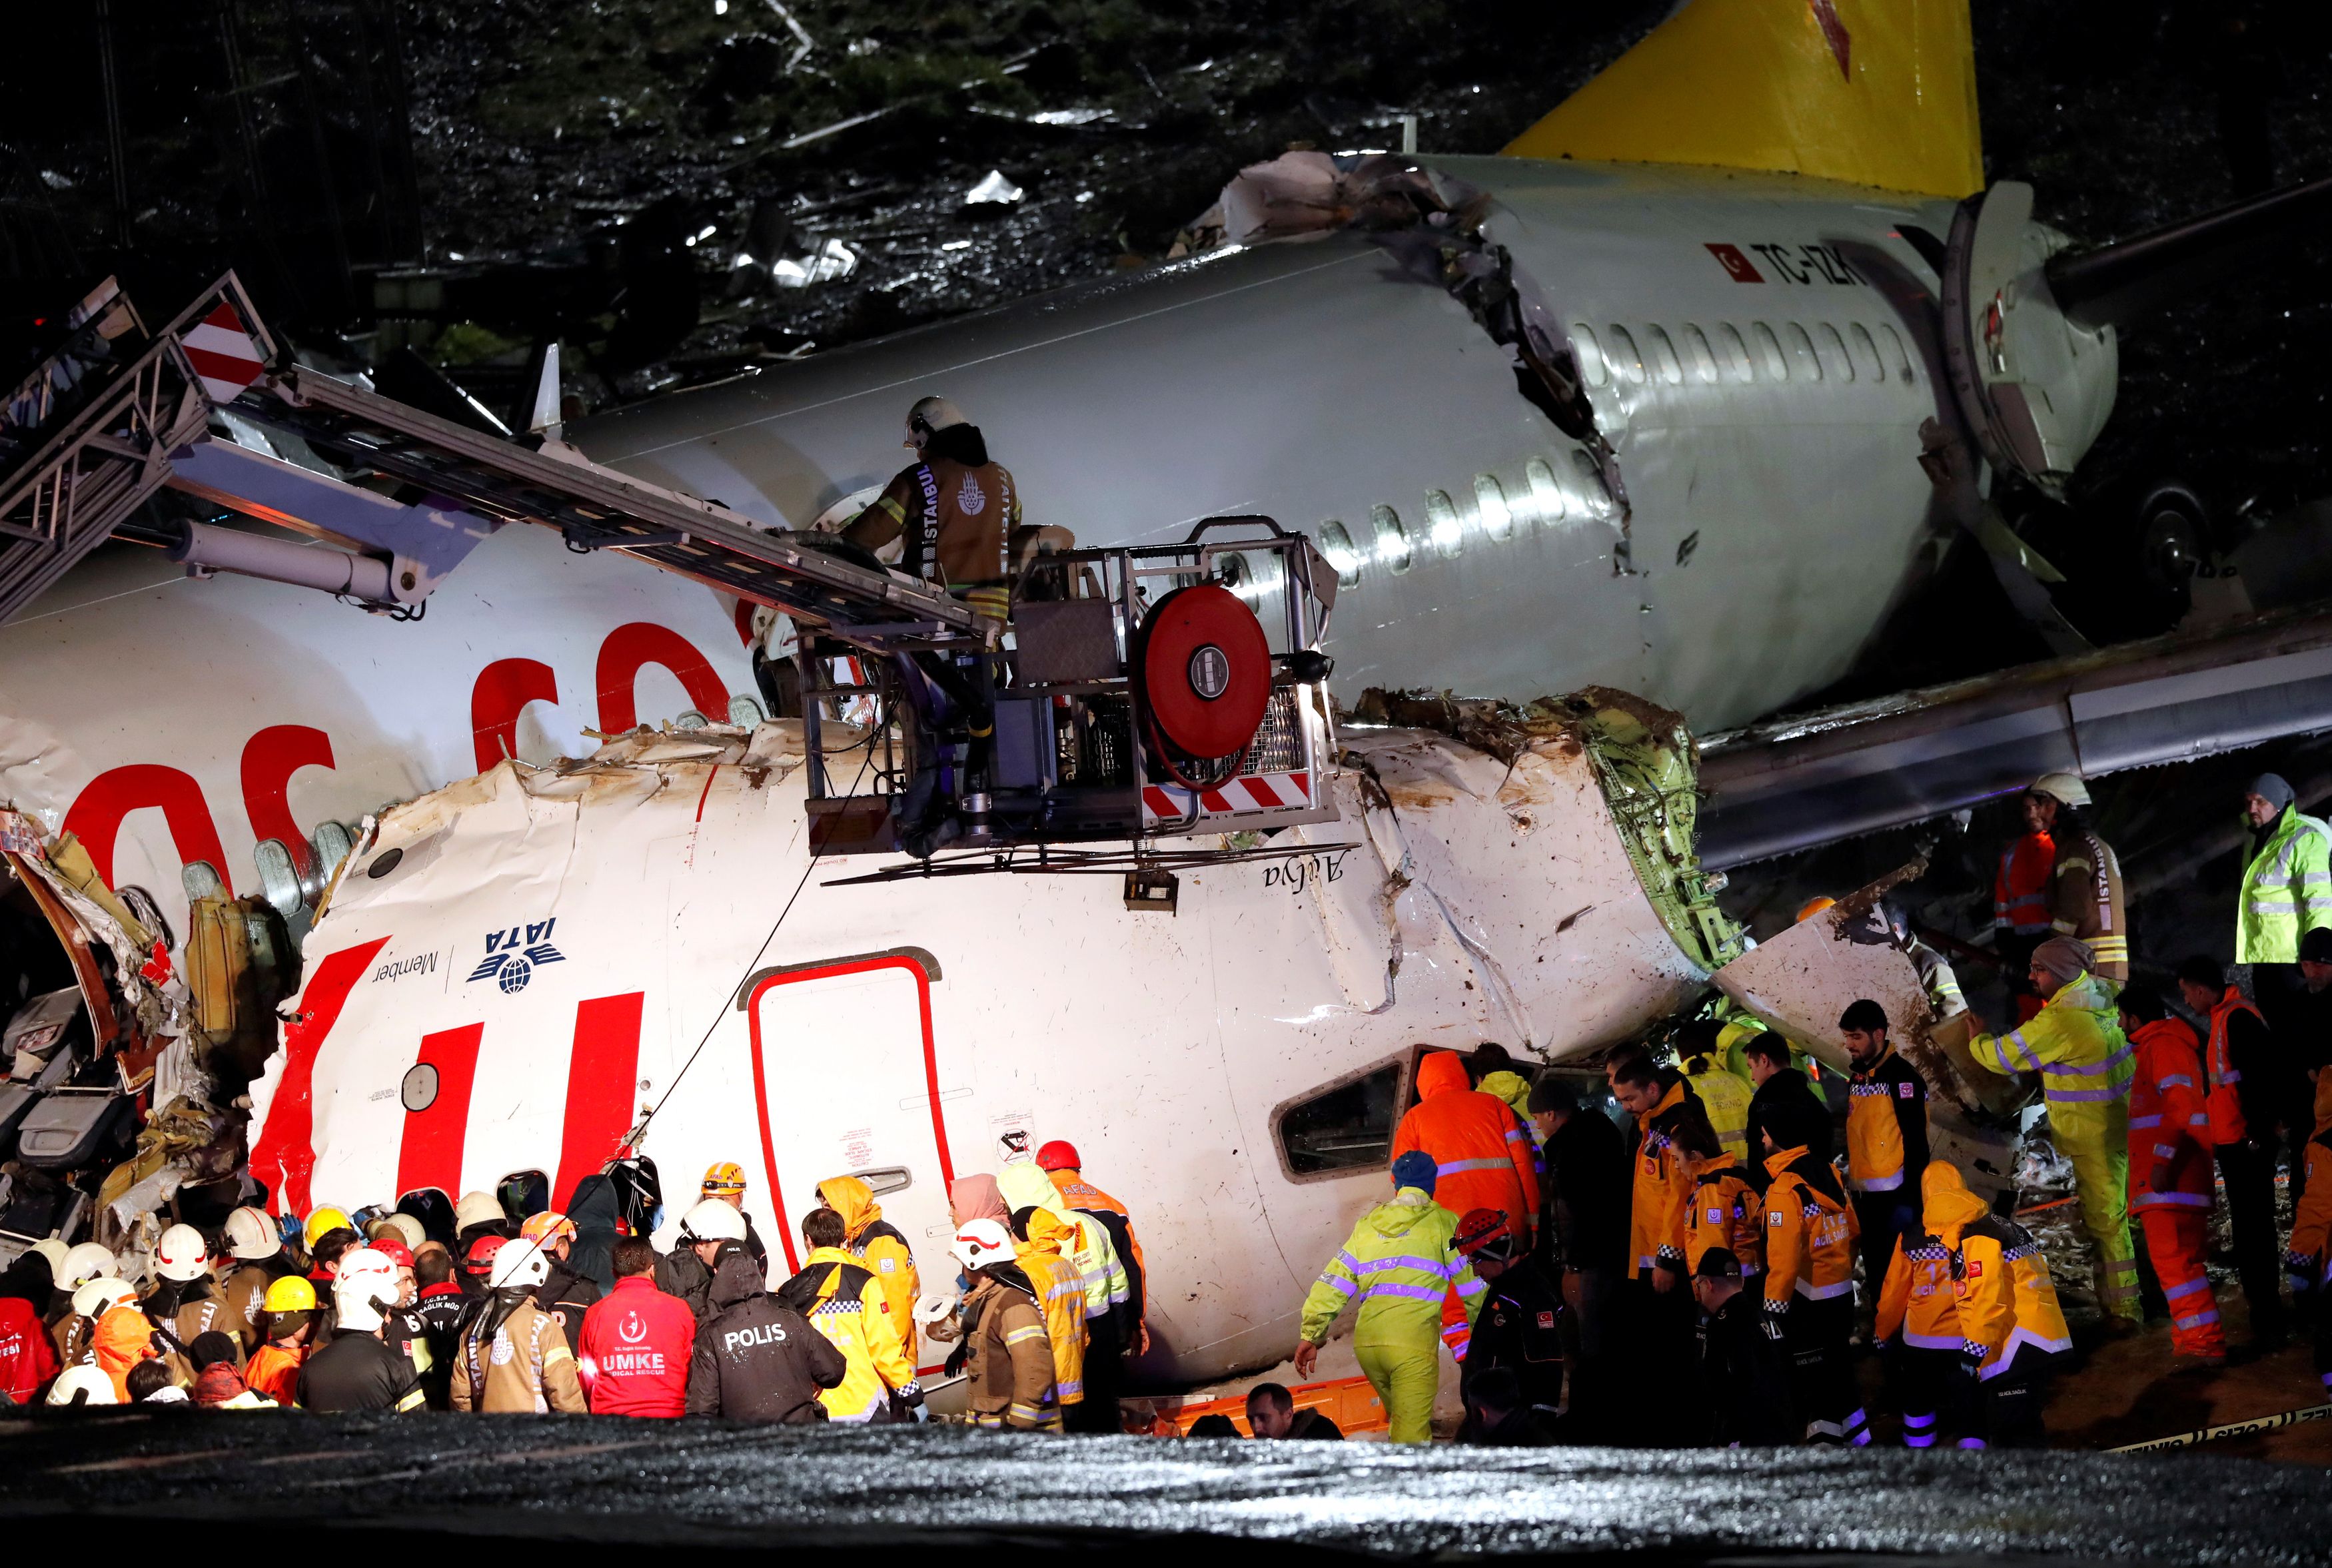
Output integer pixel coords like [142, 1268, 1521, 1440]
[2238, 772, 2332, 1052]
[1295, 1150, 1484, 1443]
[1970, 936, 2142, 1329]
[1451, 1208, 1565, 1425]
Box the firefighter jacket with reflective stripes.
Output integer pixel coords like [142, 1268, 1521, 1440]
[1971, 974, 2134, 1112]
[1628, 1078, 1701, 1278]
[1047, 1168, 1147, 1326]
[1393, 1051, 1540, 1244]
[295, 1329, 426, 1413]
[778, 1250, 918, 1421]
[1760, 1147, 1856, 1315]
[818, 1177, 921, 1364]
[1994, 830, 2056, 935]
[1301, 1188, 1486, 1352]
[2283, 1073, 2332, 1288]
[997, 1162, 1127, 1324]
[2129, 1016, 2214, 1210]
[1846, 1045, 1930, 1194]
[2205, 987, 2268, 1147]
[1684, 1063, 1755, 1164]
[844, 454, 1022, 589]
[1951, 1215, 2071, 1379]
[1011, 1214, 1089, 1405]
[1684, 1156, 1765, 1277]
[962, 1274, 1059, 1431]
[219, 1260, 278, 1354]
[1910, 941, 1966, 1017]
[1875, 1232, 1962, 1351]
[450, 1298, 586, 1413]
[2239, 807, 2332, 963]
[2048, 825, 2128, 979]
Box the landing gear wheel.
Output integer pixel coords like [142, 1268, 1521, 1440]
[2133, 479, 2212, 601]
[1135, 584, 1271, 764]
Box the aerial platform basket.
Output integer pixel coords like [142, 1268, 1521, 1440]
[800, 517, 1343, 858]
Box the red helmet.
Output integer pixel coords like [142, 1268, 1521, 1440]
[1035, 1140, 1081, 1172]
[463, 1235, 506, 1276]
[1453, 1208, 1512, 1258]
[371, 1237, 415, 1269]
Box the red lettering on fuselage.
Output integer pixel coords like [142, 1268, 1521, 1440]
[251, 937, 392, 1216]
[63, 764, 235, 897]
[596, 622, 731, 733]
[470, 657, 560, 773]
[396, 1020, 484, 1200]
[240, 725, 336, 882]
[554, 991, 646, 1210]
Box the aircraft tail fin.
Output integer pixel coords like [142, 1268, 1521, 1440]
[1500, 0, 1982, 198]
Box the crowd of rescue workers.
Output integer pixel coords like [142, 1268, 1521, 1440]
[2, 769, 2330, 1449]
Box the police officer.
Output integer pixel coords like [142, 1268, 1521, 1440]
[686, 1241, 846, 1423]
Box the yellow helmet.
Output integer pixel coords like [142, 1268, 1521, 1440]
[1796, 897, 1837, 923]
[701, 1162, 747, 1196]
[303, 1207, 354, 1250]
[263, 1275, 318, 1314]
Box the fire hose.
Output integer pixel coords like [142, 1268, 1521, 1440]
[2108, 1401, 2332, 1453]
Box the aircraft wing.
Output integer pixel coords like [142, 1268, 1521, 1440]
[1696, 604, 2332, 869]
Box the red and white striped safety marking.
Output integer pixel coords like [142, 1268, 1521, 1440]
[182, 301, 265, 405]
[1142, 770, 1312, 823]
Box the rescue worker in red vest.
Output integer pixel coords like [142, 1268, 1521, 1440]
[2034, 773, 2127, 983]
[1995, 785, 2061, 1023]
[1296, 1150, 1486, 1445]
[1393, 1050, 1541, 1254]
[1037, 1141, 1147, 1354]
[2176, 955, 2288, 1348]
[1876, 1165, 1972, 1449]
[1841, 999, 1930, 1321]
[778, 1207, 921, 1422]
[2282, 1065, 2332, 1407]
[1970, 936, 2142, 1329]
[1760, 1092, 1864, 1445]
[2118, 982, 2224, 1366]
[1930, 1162, 2069, 1449]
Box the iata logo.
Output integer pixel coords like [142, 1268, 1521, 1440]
[466, 919, 568, 994]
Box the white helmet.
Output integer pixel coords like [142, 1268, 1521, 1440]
[154, 1224, 209, 1283]
[454, 1190, 505, 1234]
[373, 1214, 428, 1252]
[58, 1242, 119, 1293]
[73, 1276, 136, 1319]
[47, 1365, 120, 1406]
[30, 1238, 70, 1279]
[949, 1218, 1014, 1275]
[2032, 771, 2091, 809]
[333, 1248, 398, 1333]
[679, 1198, 748, 1244]
[223, 1206, 281, 1261]
[490, 1239, 551, 1292]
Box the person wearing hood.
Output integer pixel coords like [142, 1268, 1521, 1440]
[519, 1210, 604, 1354]
[1969, 935, 2141, 1328]
[1468, 1043, 1537, 1124]
[217, 1207, 290, 1355]
[191, 1338, 276, 1410]
[1003, 1204, 1088, 1415]
[997, 1160, 1129, 1433]
[686, 1240, 846, 1423]
[85, 1277, 158, 1403]
[296, 1248, 425, 1413]
[1295, 1150, 1486, 1445]
[818, 1175, 921, 1364]
[450, 1238, 586, 1413]
[0, 1252, 60, 1404]
[776, 1206, 921, 1423]
[1876, 1166, 1974, 1448]
[563, 1174, 622, 1295]
[1928, 1162, 2069, 1448]
[1760, 1093, 1864, 1446]
[1673, 1020, 1756, 1164]
[1395, 1050, 1541, 1256]
[947, 1218, 1060, 1431]
[949, 1173, 1011, 1228]
[2283, 1066, 2332, 1407]
[2121, 982, 2226, 1367]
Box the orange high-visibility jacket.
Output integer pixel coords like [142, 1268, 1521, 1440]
[2203, 988, 2265, 1148]
[1627, 1078, 1701, 1278]
[1928, 1164, 2069, 1379]
[2283, 1072, 2332, 1287]
[1761, 1146, 1856, 1316]
[1875, 1232, 1962, 1351]
[1012, 1212, 1089, 1406]
[93, 1303, 159, 1401]
[2129, 1017, 2213, 1210]
[1684, 1156, 1764, 1278]
[1994, 831, 2055, 935]
[1393, 1052, 1539, 1243]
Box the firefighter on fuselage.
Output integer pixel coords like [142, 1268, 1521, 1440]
[843, 396, 1023, 621]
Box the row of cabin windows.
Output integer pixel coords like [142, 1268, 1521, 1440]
[1572, 319, 1916, 391]
[1315, 450, 1616, 586]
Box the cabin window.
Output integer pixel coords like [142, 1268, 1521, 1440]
[1525, 456, 1568, 524]
[1718, 323, 1755, 382]
[1785, 322, 1823, 381]
[1604, 325, 1646, 384]
[1848, 323, 1887, 384]
[1571, 324, 1609, 386]
[1817, 324, 1855, 382]
[253, 839, 303, 918]
[1275, 1059, 1403, 1178]
[728, 695, 766, 727]
[1474, 475, 1514, 542]
[1572, 450, 1613, 513]
[830, 1165, 912, 1197]
[1425, 489, 1463, 558]
[496, 1170, 549, 1224]
[1319, 520, 1363, 586]
[1750, 322, 1789, 380]
[1644, 325, 1684, 386]
[1681, 324, 1720, 384]
[1371, 504, 1413, 572]
[1880, 324, 1916, 384]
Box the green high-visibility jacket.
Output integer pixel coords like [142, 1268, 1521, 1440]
[1300, 1188, 1485, 1352]
[2237, 807, 2332, 964]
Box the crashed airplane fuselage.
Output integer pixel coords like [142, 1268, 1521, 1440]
[248, 705, 1730, 1386]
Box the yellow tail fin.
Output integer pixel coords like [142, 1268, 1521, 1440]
[1500, 0, 1982, 198]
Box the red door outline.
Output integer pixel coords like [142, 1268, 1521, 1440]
[744, 949, 951, 1276]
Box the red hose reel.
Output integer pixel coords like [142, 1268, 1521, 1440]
[1135, 584, 1273, 771]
